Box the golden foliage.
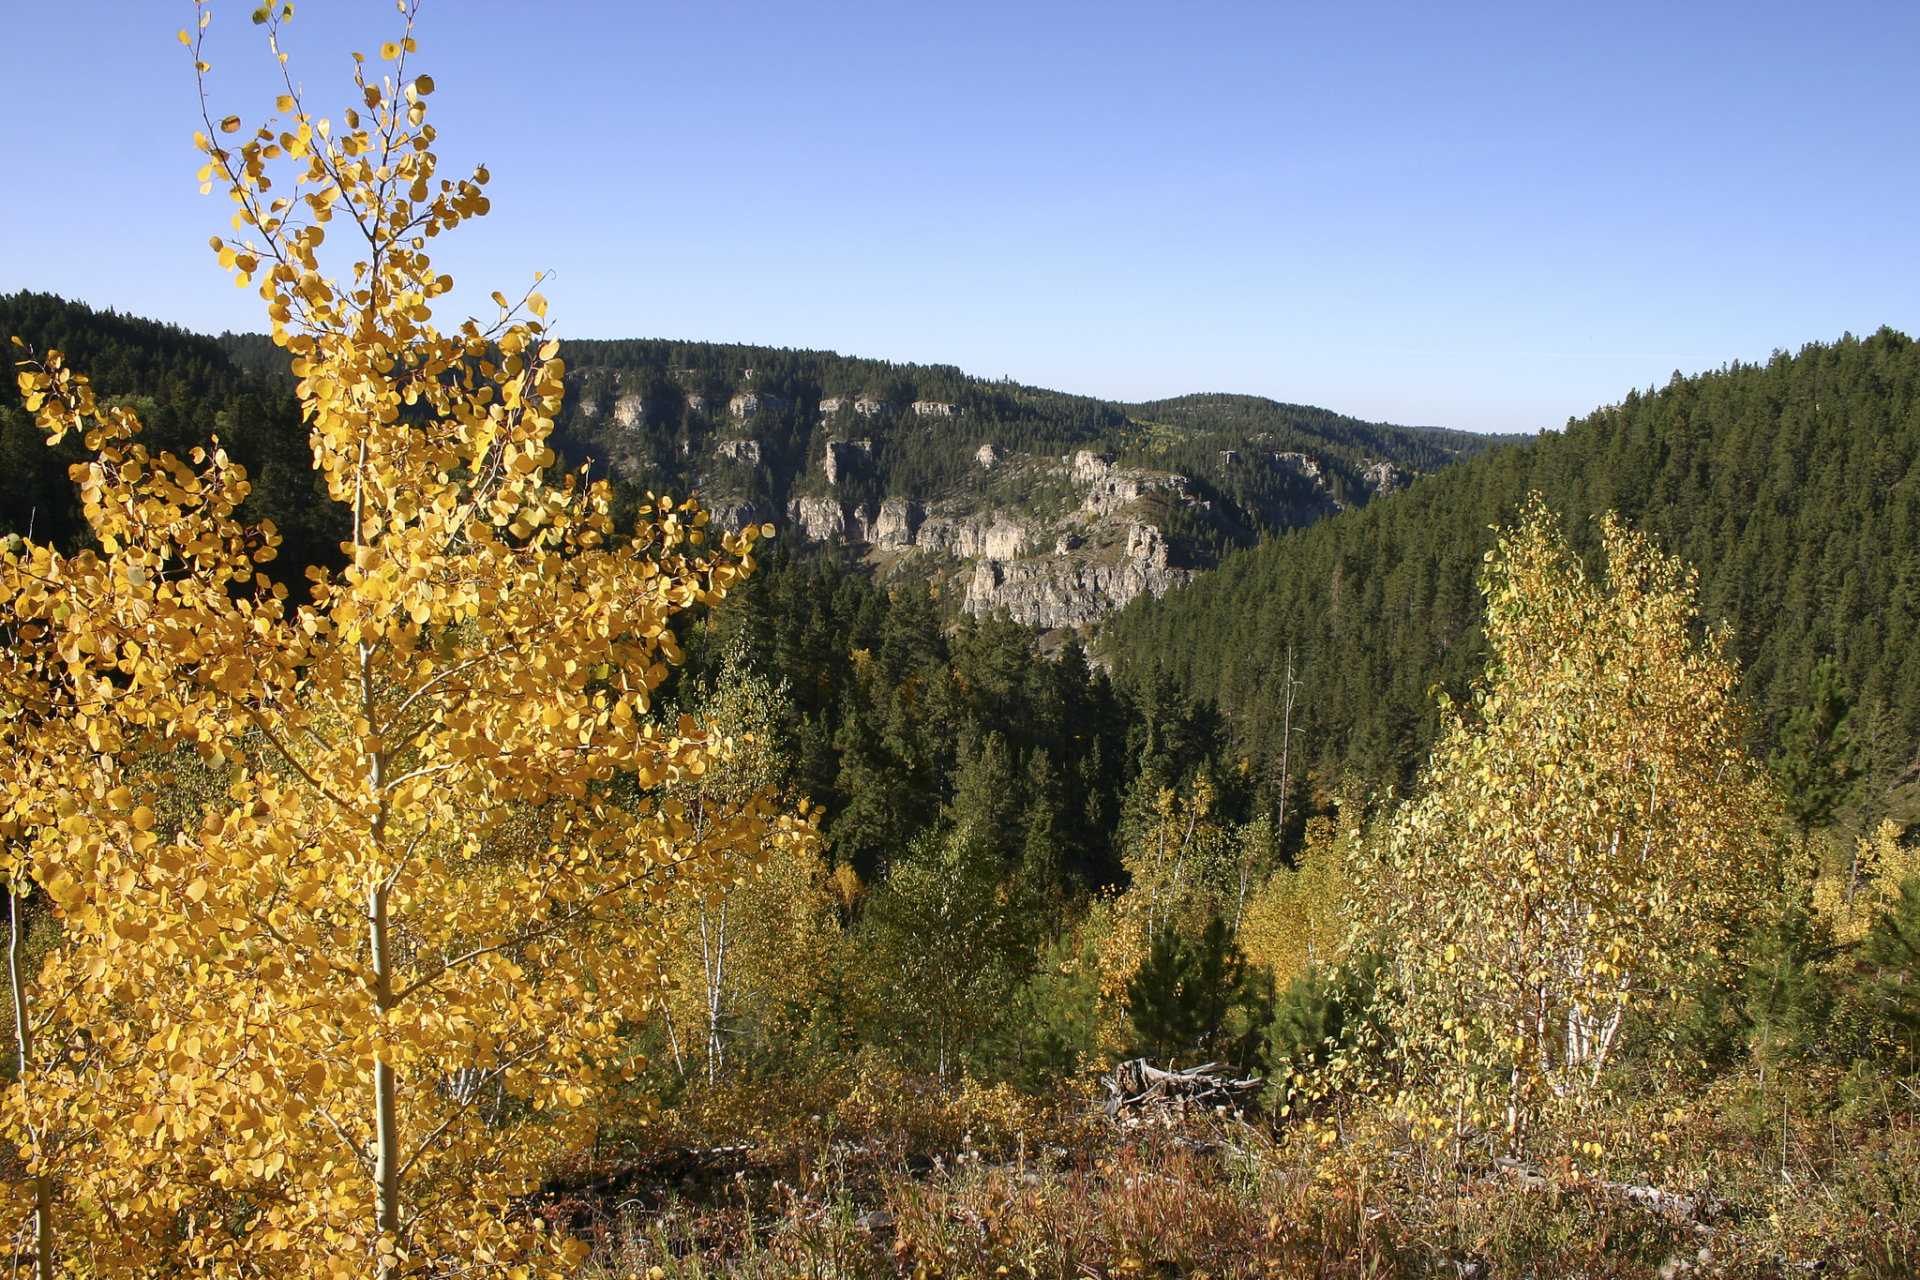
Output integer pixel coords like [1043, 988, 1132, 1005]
[1238, 814, 1351, 989]
[655, 659, 840, 1085]
[0, 6, 812, 1274]
[1352, 498, 1779, 1134]
[1815, 818, 1920, 945]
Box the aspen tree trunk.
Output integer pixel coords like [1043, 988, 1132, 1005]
[10, 886, 52, 1280]
[1242, 648, 1299, 932]
[355, 450, 402, 1267]
[370, 877, 400, 1253]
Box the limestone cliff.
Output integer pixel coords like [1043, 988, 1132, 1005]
[551, 340, 1509, 636]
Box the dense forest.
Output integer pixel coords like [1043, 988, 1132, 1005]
[0, 293, 346, 578]
[1106, 329, 1920, 824]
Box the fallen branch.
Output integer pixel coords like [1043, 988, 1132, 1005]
[1101, 1059, 1264, 1123]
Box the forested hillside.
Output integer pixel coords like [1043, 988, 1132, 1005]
[1104, 328, 1920, 820]
[0, 292, 345, 576]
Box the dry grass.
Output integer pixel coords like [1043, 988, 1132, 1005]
[558, 1064, 1920, 1278]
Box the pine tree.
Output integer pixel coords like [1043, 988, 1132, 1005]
[1771, 655, 1861, 837]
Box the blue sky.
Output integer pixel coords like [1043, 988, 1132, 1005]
[3, 1, 1915, 433]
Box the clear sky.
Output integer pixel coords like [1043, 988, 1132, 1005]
[4, 1, 1915, 433]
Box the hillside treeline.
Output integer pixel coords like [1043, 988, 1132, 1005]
[0, 292, 347, 578]
[1104, 328, 1920, 820]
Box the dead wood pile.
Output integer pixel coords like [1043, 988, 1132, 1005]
[1100, 1059, 1264, 1123]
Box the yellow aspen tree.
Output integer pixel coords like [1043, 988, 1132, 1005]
[1238, 813, 1352, 989]
[0, 610, 105, 1280]
[655, 654, 835, 1086]
[0, 6, 813, 1275]
[1816, 819, 1920, 944]
[0, 381, 270, 1276]
[0, 368, 256, 1276]
[1353, 498, 1777, 1139]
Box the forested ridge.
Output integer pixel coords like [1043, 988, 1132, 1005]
[1105, 329, 1920, 818]
[229, 323, 1507, 554]
[0, 293, 347, 578]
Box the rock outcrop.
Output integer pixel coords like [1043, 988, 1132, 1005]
[1361, 459, 1404, 493]
[1271, 451, 1321, 481]
[790, 496, 847, 541]
[706, 499, 778, 533]
[873, 498, 921, 549]
[769, 448, 1211, 628]
[715, 438, 761, 465]
[912, 400, 961, 418]
[613, 395, 646, 430]
[913, 513, 1029, 559]
[963, 545, 1189, 628]
[729, 392, 789, 419]
[975, 443, 1002, 469]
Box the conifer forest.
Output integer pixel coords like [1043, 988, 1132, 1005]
[1, 7, 1917, 1278]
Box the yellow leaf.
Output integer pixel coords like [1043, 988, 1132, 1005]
[221, 115, 242, 134]
[527, 292, 547, 318]
[380, 41, 400, 60]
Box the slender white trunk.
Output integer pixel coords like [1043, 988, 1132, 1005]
[699, 900, 728, 1084]
[370, 874, 400, 1254]
[11, 886, 51, 1280]
[1243, 648, 1299, 932]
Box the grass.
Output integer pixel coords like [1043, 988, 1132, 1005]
[550, 1061, 1920, 1278]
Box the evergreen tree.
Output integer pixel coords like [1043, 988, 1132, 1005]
[1770, 655, 1861, 836]
[1126, 916, 1266, 1067]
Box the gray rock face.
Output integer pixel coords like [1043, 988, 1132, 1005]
[913, 513, 1029, 559]
[729, 392, 790, 419]
[818, 396, 846, 418]
[1124, 522, 1169, 570]
[715, 438, 761, 465]
[766, 446, 1216, 627]
[963, 552, 1190, 628]
[790, 496, 847, 540]
[847, 504, 877, 544]
[1272, 451, 1322, 482]
[912, 400, 961, 418]
[1361, 459, 1404, 493]
[613, 395, 646, 430]
[706, 499, 778, 533]
[854, 398, 895, 419]
[685, 393, 709, 417]
[873, 498, 922, 548]
[1071, 450, 1112, 483]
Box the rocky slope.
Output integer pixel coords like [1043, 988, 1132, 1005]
[217, 330, 1514, 634]
[535, 340, 1516, 634]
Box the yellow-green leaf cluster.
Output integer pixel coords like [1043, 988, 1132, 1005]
[1349, 497, 1780, 1140]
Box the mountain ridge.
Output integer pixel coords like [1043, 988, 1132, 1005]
[218, 320, 1515, 632]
